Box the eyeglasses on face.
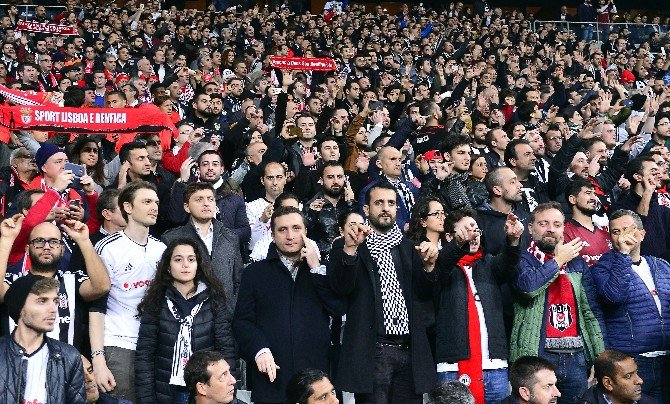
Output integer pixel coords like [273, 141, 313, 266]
[29, 238, 64, 249]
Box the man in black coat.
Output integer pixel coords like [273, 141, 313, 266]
[581, 350, 656, 404]
[327, 182, 439, 403]
[434, 208, 523, 403]
[233, 207, 344, 404]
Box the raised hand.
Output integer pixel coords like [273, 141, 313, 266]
[300, 234, 320, 269]
[553, 237, 583, 268]
[415, 241, 439, 272]
[0, 214, 24, 242]
[343, 223, 371, 255]
[504, 213, 525, 244]
[61, 219, 90, 245]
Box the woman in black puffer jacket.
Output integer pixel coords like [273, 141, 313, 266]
[135, 238, 236, 404]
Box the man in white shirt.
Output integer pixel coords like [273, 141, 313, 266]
[586, 209, 670, 402]
[90, 181, 167, 402]
[246, 162, 287, 252]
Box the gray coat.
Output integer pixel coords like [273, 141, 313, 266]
[162, 219, 244, 311]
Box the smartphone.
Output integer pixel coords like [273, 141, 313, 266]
[65, 162, 85, 178]
[64, 162, 85, 189]
[289, 126, 303, 138]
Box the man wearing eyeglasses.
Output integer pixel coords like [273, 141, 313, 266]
[434, 208, 524, 403]
[0, 213, 110, 352]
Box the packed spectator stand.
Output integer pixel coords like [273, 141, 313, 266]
[0, 0, 670, 403]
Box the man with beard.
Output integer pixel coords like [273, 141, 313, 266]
[585, 210, 670, 402]
[548, 130, 636, 219]
[563, 178, 612, 266]
[167, 150, 250, 246]
[223, 77, 244, 117]
[501, 356, 561, 404]
[328, 183, 438, 403]
[511, 202, 604, 403]
[611, 155, 670, 258]
[0, 214, 110, 351]
[294, 137, 343, 202]
[187, 92, 219, 140]
[304, 162, 355, 258]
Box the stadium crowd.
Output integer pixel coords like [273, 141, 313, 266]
[0, 0, 670, 403]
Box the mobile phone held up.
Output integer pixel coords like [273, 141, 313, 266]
[64, 162, 85, 189]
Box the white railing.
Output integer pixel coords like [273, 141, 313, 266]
[531, 20, 664, 45]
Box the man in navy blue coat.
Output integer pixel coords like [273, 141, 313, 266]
[585, 209, 670, 402]
[232, 206, 344, 404]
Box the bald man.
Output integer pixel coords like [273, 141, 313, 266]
[0, 214, 110, 350]
[358, 146, 418, 230]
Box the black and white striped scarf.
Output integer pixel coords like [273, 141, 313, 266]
[167, 290, 207, 386]
[365, 223, 410, 335]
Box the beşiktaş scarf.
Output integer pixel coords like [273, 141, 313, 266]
[167, 288, 207, 386]
[528, 241, 583, 350]
[385, 176, 416, 212]
[365, 223, 410, 335]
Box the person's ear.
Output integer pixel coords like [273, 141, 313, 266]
[376, 159, 382, 169]
[568, 194, 577, 206]
[195, 381, 208, 397]
[363, 204, 370, 218]
[519, 386, 532, 401]
[601, 375, 615, 392]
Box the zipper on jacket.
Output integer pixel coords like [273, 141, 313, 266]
[624, 310, 634, 341]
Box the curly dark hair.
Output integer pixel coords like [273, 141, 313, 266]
[67, 136, 105, 186]
[406, 197, 445, 243]
[136, 238, 227, 318]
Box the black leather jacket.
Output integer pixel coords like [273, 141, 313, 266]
[304, 192, 356, 258]
[0, 336, 86, 403]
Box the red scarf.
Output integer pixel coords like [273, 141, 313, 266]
[456, 250, 485, 404]
[527, 242, 580, 348]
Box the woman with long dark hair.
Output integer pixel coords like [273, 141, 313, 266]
[406, 197, 446, 247]
[66, 136, 106, 192]
[135, 239, 236, 404]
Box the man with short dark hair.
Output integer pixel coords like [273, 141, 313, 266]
[163, 182, 244, 312]
[329, 183, 439, 403]
[115, 141, 172, 237]
[611, 155, 670, 257]
[304, 162, 355, 257]
[586, 209, 670, 401]
[91, 181, 167, 401]
[234, 207, 343, 403]
[0, 274, 86, 403]
[184, 351, 243, 404]
[563, 178, 612, 265]
[427, 381, 474, 404]
[502, 356, 560, 403]
[581, 350, 654, 403]
[285, 369, 339, 404]
[505, 138, 548, 215]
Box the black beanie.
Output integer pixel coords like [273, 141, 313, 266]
[5, 274, 49, 323]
